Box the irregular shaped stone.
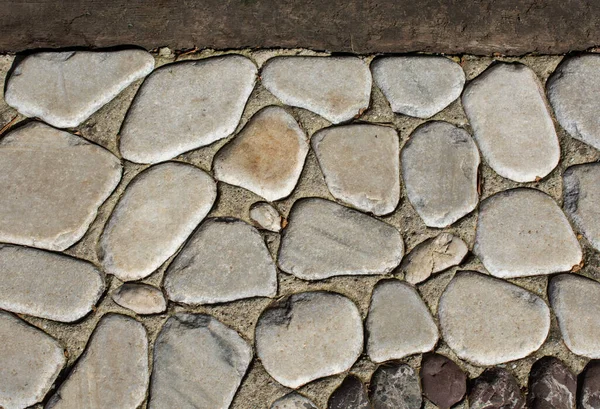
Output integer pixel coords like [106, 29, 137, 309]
[469, 367, 525, 409]
[549, 274, 600, 358]
[420, 353, 466, 409]
[579, 360, 600, 409]
[401, 121, 479, 227]
[100, 162, 216, 281]
[271, 392, 317, 409]
[328, 375, 371, 409]
[0, 122, 121, 251]
[462, 62, 560, 182]
[399, 233, 468, 284]
[278, 198, 403, 280]
[0, 245, 104, 322]
[261, 56, 371, 123]
[47, 314, 148, 409]
[255, 291, 363, 388]
[563, 163, 600, 251]
[250, 202, 282, 232]
[0, 311, 65, 409]
[438, 271, 550, 366]
[120, 55, 257, 164]
[474, 188, 582, 278]
[527, 357, 576, 409]
[4, 50, 154, 128]
[366, 280, 438, 363]
[369, 362, 422, 409]
[112, 283, 166, 315]
[213, 106, 308, 201]
[164, 218, 277, 304]
[547, 54, 600, 150]
[312, 124, 400, 215]
[149, 313, 252, 409]
[371, 56, 465, 118]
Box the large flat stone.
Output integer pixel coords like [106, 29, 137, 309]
[527, 357, 576, 409]
[369, 362, 422, 409]
[563, 163, 600, 251]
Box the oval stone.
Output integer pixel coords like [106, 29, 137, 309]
[112, 283, 167, 315]
[563, 163, 600, 252]
[270, 393, 317, 409]
[328, 375, 371, 409]
[527, 357, 576, 409]
[420, 353, 466, 409]
[579, 360, 600, 409]
[369, 362, 422, 409]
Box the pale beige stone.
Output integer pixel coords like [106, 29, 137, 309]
[271, 393, 317, 409]
[563, 163, 600, 252]
[250, 202, 282, 232]
[112, 283, 166, 315]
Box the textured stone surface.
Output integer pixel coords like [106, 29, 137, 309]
[149, 313, 252, 409]
[0, 122, 121, 251]
[579, 360, 600, 409]
[278, 198, 404, 280]
[438, 271, 550, 366]
[474, 188, 582, 278]
[366, 279, 438, 363]
[250, 202, 282, 232]
[312, 124, 400, 215]
[401, 121, 479, 227]
[213, 106, 308, 201]
[112, 283, 166, 315]
[164, 218, 277, 305]
[100, 162, 216, 281]
[255, 291, 363, 388]
[469, 368, 525, 409]
[420, 353, 466, 409]
[4, 50, 154, 128]
[527, 357, 576, 409]
[270, 392, 317, 409]
[372, 56, 465, 118]
[261, 56, 371, 123]
[549, 274, 600, 358]
[399, 233, 468, 284]
[563, 163, 600, 251]
[328, 375, 371, 409]
[462, 62, 560, 182]
[120, 55, 257, 163]
[0, 245, 104, 322]
[0, 311, 65, 409]
[369, 363, 422, 409]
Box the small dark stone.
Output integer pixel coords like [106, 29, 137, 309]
[328, 375, 371, 409]
[579, 360, 600, 409]
[369, 362, 422, 409]
[420, 353, 467, 409]
[468, 367, 525, 409]
[527, 356, 576, 409]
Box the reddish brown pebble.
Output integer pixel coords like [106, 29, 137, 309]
[420, 353, 466, 409]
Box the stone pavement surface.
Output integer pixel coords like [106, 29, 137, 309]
[1, 48, 600, 409]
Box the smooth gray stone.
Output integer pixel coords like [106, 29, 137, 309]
[579, 360, 600, 409]
[372, 56, 465, 118]
[278, 198, 404, 280]
[369, 362, 422, 409]
[4, 50, 154, 128]
[438, 271, 550, 366]
[564, 163, 600, 251]
[149, 313, 252, 409]
[270, 392, 317, 409]
[0, 122, 121, 251]
[112, 283, 167, 315]
[99, 162, 216, 281]
[474, 188, 582, 278]
[328, 375, 371, 409]
[261, 56, 372, 123]
[164, 218, 277, 305]
[463, 62, 560, 182]
[250, 202, 282, 232]
[312, 124, 400, 215]
[402, 121, 480, 227]
[255, 291, 363, 389]
[469, 368, 525, 409]
[120, 55, 257, 164]
[0, 311, 65, 409]
[527, 357, 576, 409]
[0, 245, 104, 322]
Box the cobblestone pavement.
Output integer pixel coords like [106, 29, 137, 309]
[1, 48, 600, 409]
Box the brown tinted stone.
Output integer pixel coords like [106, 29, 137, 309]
[420, 353, 466, 409]
[579, 360, 600, 409]
[469, 367, 525, 409]
[328, 375, 371, 409]
[527, 357, 576, 409]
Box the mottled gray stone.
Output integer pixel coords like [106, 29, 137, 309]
[278, 198, 404, 280]
[474, 188, 582, 278]
[4, 50, 154, 128]
[399, 233, 468, 285]
[164, 218, 277, 305]
[312, 124, 400, 215]
[463, 62, 560, 182]
[579, 360, 600, 409]
[438, 271, 550, 366]
[420, 353, 466, 409]
[328, 375, 371, 409]
[371, 56, 465, 118]
[0, 311, 65, 409]
[261, 56, 371, 123]
[564, 163, 600, 251]
[0, 122, 121, 251]
[120, 55, 257, 163]
[270, 392, 317, 409]
[401, 121, 479, 227]
[469, 368, 525, 409]
[149, 313, 252, 409]
[366, 280, 438, 363]
[547, 54, 600, 150]
[255, 291, 363, 388]
[369, 363, 422, 409]
[100, 162, 216, 281]
[47, 314, 148, 409]
[213, 106, 308, 201]
[112, 283, 166, 315]
[0, 245, 104, 322]
[250, 202, 282, 232]
[527, 357, 576, 409]
[549, 274, 600, 358]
